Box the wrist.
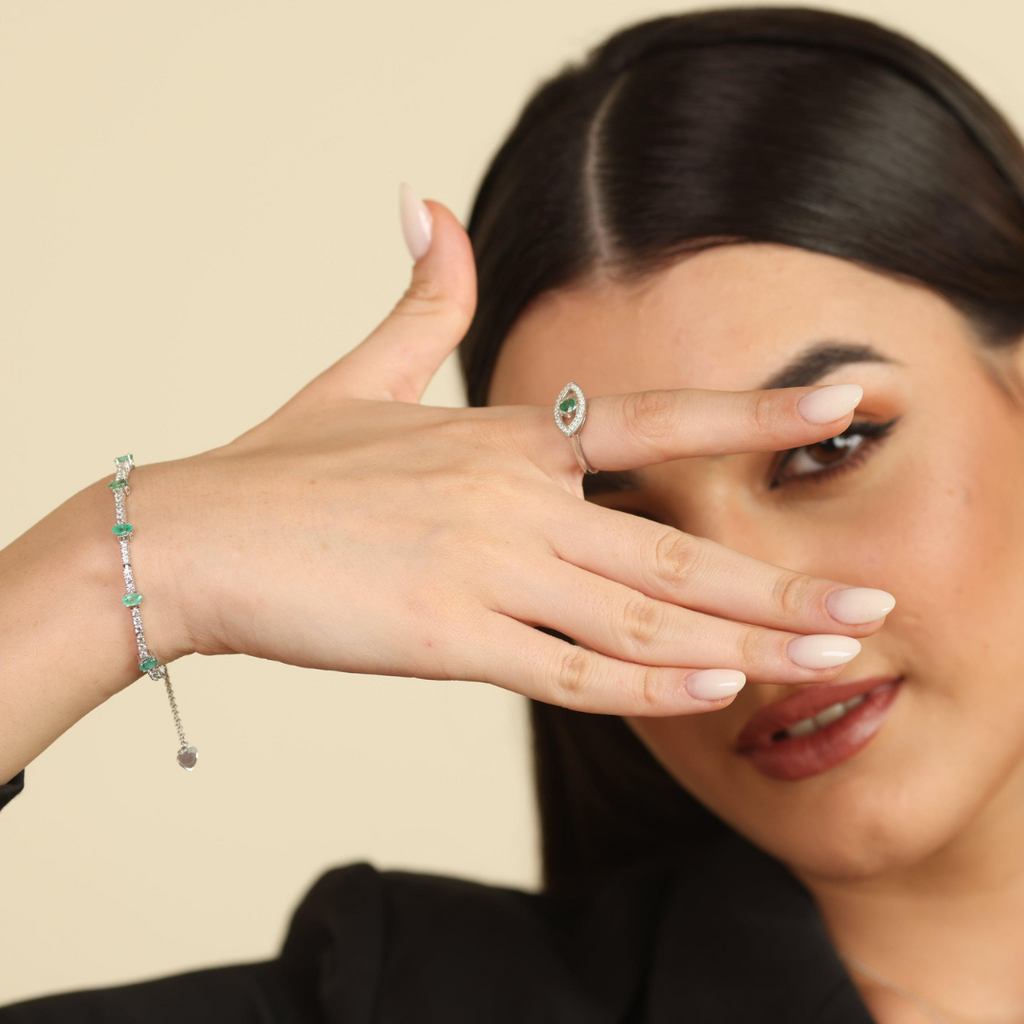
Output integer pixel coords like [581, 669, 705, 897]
[0, 459, 200, 779]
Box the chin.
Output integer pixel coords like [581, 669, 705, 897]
[648, 681, 1012, 881]
[703, 679, 998, 881]
[732, 757, 984, 882]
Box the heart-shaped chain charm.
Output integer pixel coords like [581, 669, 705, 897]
[177, 746, 198, 770]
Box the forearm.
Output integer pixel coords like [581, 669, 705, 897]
[0, 465, 191, 782]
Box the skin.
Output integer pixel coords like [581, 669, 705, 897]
[0, 203, 890, 780]
[487, 242, 1024, 1023]
[2, 193, 1018, 1019]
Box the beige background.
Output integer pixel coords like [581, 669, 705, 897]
[1, 0, 1021, 1006]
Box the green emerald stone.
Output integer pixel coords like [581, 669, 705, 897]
[112, 523, 133, 536]
[108, 478, 127, 490]
[139, 656, 159, 672]
[559, 397, 577, 413]
[116, 454, 133, 463]
[122, 592, 142, 607]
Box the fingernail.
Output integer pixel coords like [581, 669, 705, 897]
[797, 384, 863, 424]
[684, 668, 747, 700]
[826, 587, 896, 624]
[399, 182, 433, 260]
[787, 634, 861, 669]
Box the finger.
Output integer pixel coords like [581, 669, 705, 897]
[490, 555, 862, 687]
[465, 610, 746, 716]
[527, 382, 865, 477]
[303, 186, 478, 405]
[548, 497, 895, 636]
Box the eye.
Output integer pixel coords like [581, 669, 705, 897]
[769, 415, 901, 489]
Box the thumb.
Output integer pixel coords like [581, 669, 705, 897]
[332, 183, 478, 403]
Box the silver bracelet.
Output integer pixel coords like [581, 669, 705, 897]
[108, 454, 198, 771]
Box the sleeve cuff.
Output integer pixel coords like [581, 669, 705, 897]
[0, 768, 25, 812]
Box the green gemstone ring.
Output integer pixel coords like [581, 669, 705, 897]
[553, 381, 598, 475]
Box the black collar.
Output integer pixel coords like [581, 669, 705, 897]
[639, 829, 877, 1023]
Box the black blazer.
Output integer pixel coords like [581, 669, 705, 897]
[0, 769, 877, 1022]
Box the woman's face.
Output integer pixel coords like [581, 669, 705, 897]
[486, 242, 1024, 883]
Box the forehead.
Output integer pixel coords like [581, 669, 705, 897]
[486, 242, 960, 407]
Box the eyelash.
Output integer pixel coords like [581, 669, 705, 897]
[608, 415, 901, 523]
[768, 415, 901, 490]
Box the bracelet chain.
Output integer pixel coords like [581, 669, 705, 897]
[108, 454, 197, 771]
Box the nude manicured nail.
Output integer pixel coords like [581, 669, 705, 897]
[399, 182, 433, 260]
[787, 634, 861, 669]
[797, 384, 863, 424]
[684, 668, 747, 701]
[826, 587, 897, 624]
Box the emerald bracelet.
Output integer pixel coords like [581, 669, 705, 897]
[108, 454, 197, 771]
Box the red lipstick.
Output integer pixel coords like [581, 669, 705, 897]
[735, 674, 904, 781]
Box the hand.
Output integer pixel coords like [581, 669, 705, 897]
[138, 193, 892, 716]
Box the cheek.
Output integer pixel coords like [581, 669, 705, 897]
[625, 400, 1024, 872]
[878, 404, 1024, 729]
[623, 712, 735, 808]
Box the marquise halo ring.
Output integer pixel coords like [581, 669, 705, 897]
[554, 381, 599, 475]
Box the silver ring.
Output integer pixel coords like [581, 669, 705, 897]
[554, 381, 598, 475]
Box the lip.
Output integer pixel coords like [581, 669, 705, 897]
[735, 674, 904, 781]
[736, 673, 903, 751]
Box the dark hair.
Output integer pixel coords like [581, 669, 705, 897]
[455, 5, 1024, 895]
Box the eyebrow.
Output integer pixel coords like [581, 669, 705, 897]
[582, 339, 903, 498]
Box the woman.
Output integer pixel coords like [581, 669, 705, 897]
[2, 5, 1022, 1020]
